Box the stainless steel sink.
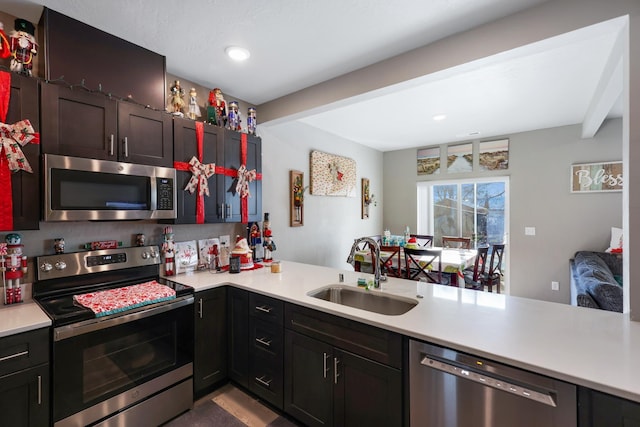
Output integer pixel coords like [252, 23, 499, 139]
[307, 285, 418, 315]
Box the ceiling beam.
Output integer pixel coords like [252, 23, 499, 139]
[582, 26, 625, 138]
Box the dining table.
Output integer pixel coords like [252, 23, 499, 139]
[353, 246, 477, 286]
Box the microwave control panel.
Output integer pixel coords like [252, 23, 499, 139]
[157, 178, 174, 210]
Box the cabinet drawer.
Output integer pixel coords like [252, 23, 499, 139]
[250, 317, 283, 359]
[0, 328, 49, 377]
[285, 303, 402, 369]
[249, 351, 283, 409]
[250, 293, 283, 325]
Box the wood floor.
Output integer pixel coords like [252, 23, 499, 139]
[164, 384, 301, 427]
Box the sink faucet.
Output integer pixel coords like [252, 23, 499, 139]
[347, 237, 385, 288]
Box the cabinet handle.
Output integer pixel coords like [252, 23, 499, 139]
[0, 350, 28, 362]
[255, 305, 273, 314]
[255, 376, 272, 388]
[323, 352, 331, 379]
[334, 357, 340, 384]
[109, 134, 114, 156]
[255, 337, 272, 347]
[198, 298, 203, 318]
[123, 137, 129, 158]
[226, 204, 232, 218]
[37, 375, 42, 405]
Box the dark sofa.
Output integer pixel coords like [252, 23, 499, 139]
[570, 251, 623, 312]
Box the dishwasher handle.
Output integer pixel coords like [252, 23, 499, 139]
[420, 355, 558, 407]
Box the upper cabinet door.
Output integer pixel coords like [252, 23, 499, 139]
[40, 82, 118, 161]
[3, 73, 40, 231]
[117, 102, 173, 167]
[223, 131, 262, 223]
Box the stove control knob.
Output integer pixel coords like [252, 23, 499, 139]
[142, 251, 149, 259]
[55, 261, 67, 270]
[150, 249, 159, 258]
[40, 262, 53, 272]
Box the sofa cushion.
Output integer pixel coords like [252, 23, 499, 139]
[574, 252, 615, 281]
[582, 276, 623, 312]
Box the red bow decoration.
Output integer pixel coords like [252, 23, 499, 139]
[215, 133, 262, 223]
[173, 121, 213, 223]
[0, 71, 40, 231]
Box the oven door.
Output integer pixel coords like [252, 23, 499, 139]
[51, 299, 193, 425]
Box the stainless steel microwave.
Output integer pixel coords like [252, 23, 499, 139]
[44, 154, 177, 221]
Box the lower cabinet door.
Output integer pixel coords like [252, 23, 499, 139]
[194, 287, 227, 398]
[284, 330, 333, 427]
[0, 364, 50, 427]
[228, 288, 249, 387]
[334, 348, 402, 427]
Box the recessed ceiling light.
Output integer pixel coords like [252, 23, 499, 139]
[432, 114, 447, 121]
[225, 46, 250, 61]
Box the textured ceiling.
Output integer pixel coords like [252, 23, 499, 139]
[1, 0, 625, 151]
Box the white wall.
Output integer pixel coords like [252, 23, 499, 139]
[383, 119, 623, 304]
[259, 122, 383, 269]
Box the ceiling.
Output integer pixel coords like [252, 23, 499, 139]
[2, 0, 625, 151]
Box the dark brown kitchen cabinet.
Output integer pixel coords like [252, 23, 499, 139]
[0, 328, 50, 427]
[40, 82, 173, 167]
[194, 287, 227, 399]
[2, 73, 40, 231]
[228, 287, 249, 388]
[579, 386, 640, 426]
[248, 293, 284, 409]
[284, 304, 402, 427]
[169, 118, 224, 224]
[221, 131, 262, 223]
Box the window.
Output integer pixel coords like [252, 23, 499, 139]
[417, 177, 509, 247]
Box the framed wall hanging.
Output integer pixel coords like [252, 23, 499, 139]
[417, 146, 441, 175]
[361, 178, 375, 219]
[571, 161, 623, 193]
[290, 170, 306, 226]
[310, 150, 356, 197]
[479, 139, 509, 171]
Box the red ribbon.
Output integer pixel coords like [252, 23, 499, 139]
[174, 121, 209, 223]
[214, 133, 262, 223]
[0, 71, 39, 231]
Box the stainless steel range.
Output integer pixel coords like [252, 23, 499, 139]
[33, 246, 194, 427]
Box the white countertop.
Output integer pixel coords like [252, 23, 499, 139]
[169, 261, 640, 403]
[0, 301, 51, 338]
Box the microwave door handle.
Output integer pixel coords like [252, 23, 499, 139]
[123, 137, 129, 158]
[109, 134, 114, 156]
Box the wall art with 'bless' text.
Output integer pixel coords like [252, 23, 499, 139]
[571, 161, 623, 193]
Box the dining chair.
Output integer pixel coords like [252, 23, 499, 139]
[379, 245, 403, 278]
[442, 236, 472, 249]
[410, 234, 434, 248]
[482, 244, 505, 293]
[404, 247, 448, 284]
[463, 246, 489, 290]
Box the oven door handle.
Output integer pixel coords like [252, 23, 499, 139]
[53, 295, 194, 341]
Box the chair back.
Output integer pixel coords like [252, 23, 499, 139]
[379, 245, 402, 278]
[410, 234, 434, 247]
[471, 246, 489, 281]
[442, 236, 471, 249]
[487, 244, 505, 277]
[404, 247, 443, 283]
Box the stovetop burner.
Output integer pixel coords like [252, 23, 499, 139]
[33, 246, 194, 326]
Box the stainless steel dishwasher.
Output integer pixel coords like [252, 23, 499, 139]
[409, 340, 577, 427]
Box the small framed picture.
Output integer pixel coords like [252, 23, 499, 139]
[175, 240, 198, 274]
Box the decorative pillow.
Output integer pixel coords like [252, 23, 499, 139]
[606, 227, 623, 253]
[575, 252, 614, 281]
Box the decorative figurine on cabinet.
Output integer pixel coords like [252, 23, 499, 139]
[0, 22, 11, 60]
[162, 226, 176, 276]
[187, 87, 201, 120]
[207, 88, 227, 127]
[247, 107, 257, 135]
[228, 101, 241, 131]
[2, 233, 27, 304]
[167, 80, 185, 116]
[9, 18, 37, 76]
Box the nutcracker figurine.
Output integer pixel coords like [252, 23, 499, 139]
[162, 226, 175, 276]
[2, 233, 27, 305]
[9, 18, 37, 76]
[0, 22, 11, 59]
[263, 229, 276, 262]
[247, 107, 257, 135]
[207, 88, 227, 127]
[228, 101, 241, 131]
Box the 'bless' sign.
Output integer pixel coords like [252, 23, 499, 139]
[571, 161, 623, 193]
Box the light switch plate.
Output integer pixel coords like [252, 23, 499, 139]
[525, 227, 536, 236]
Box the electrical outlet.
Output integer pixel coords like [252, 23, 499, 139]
[551, 281, 559, 291]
